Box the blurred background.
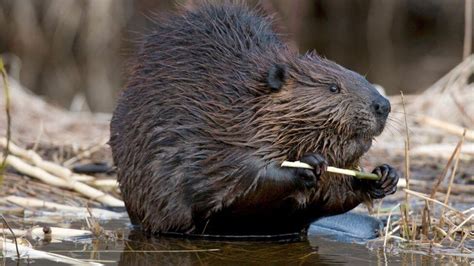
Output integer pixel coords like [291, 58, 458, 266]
[0, 0, 471, 112]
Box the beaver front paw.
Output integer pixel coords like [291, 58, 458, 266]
[367, 164, 399, 199]
[294, 153, 328, 189]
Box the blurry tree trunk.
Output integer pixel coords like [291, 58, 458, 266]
[42, 0, 83, 108]
[367, 0, 399, 91]
[464, 0, 473, 58]
[11, 0, 47, 96]
[81, 0, 127, 112]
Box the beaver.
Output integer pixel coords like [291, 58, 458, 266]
[110, 2, 399, 237]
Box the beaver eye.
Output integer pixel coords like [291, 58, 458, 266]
[329, 84, 340, 93]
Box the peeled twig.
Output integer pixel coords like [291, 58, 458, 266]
[87, 179, 119, 189]
[0, 237, 102, 265]
[0, 228, 25, 237]
[0, 138, 94, 182]
[4, 196, 125, 219]
[31, 227, 92, 241]
[62, 138, 108, 167]
[462, 208, 473, 214]
[4, 226, 94, 241]
[1, 155, 124, 207]
[280, 161, 380, 180]
[417, 116, 474, 141]
[3, 154, 71, 187]
[411, 143, 474, 160]
[384, 203, 401, 248]
[388, 225, 400, 236]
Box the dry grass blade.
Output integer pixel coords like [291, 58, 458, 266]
[429, 137, 464, 199]
[400, 91, 411, 239]
[86, 206, 106, 238]
[1, 214, 19, 259]
[0, 58, 11, 183]
[442, 130, 467, 207]
[457, 228, 470, 249]
[442, 213, 473, 243]
[438, 130, 467, 234]
[403, 189, 465, 217]
[384, 203, 401, 248]
[400, 91, 410, 188]
[421, 201, 431, 237]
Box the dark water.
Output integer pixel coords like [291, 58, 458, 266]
[4, 216, 473, 265]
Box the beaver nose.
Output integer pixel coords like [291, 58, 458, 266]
[372, 96, 391, 117]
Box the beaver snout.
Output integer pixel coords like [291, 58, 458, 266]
[371, 95, 391, 119]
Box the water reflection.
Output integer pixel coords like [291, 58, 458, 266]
[120, 230, 348, 265]
[8, 217, 472, 265]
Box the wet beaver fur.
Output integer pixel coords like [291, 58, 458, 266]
[110, 2, 399, 237]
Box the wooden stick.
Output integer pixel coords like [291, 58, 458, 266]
[87, 179, 119, 189]
[31, 227, 92, 240]
[0, 227, 93, 242]
[280, 161, 380, 180]
[4, 196, 125, 219]
[1, 154, 124, 207]
[0, 237, 103, 265]
[62, 139, 108, 167]
[417, 116, 474, 141]
[4, 154, 71, 187]
[411, 143, 474, 160]
[0, 138, 95, 182]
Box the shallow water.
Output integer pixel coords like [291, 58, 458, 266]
[3, 215, 473, 265]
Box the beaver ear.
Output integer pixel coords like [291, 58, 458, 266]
[266, 64, 287, 91]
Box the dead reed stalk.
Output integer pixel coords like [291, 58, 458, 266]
[0, 58, 11, 183]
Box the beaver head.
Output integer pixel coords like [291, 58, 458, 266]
[247, 52, 390, 168]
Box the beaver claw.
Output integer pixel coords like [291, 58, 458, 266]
[367, 164, 399, 199]
[294, 153, 328, 188]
